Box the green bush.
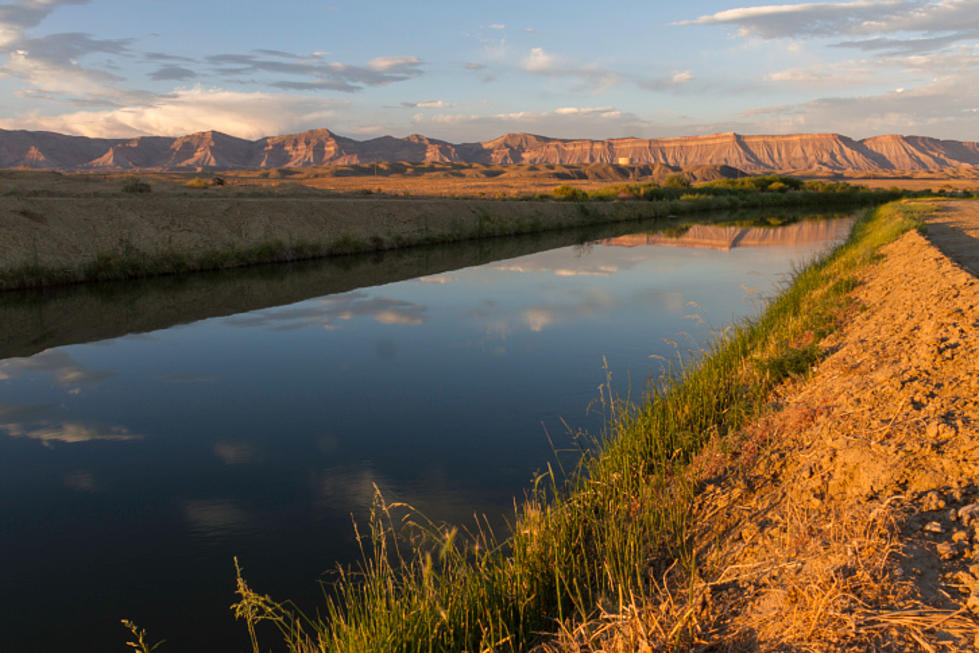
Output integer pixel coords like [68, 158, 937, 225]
[662, 173, 691, 189]
[551, 184, 588, 201]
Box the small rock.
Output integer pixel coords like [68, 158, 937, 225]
[954, 571, 977, 587]
[924, 521, 944, 534]
[926, 422, 941, 438]
[950, 508, 959, 521]
[958, 503, 979, 526]
[969, 564, 979, 577]
[937, 542, 959, 560]
[953, 530, 970, 543]
[968, 590, 979, 615]
[923, 491, 946, 512]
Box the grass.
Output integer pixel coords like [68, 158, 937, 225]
[230, 200, 931, 652]
[2, 181, 902, 291]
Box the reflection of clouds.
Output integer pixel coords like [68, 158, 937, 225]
[64, 471, 97, 492]
[521, 288, 617, 333]
[495, 263, 619, 277]
[629, 289, 686, 313]
[213, 441, 257, 465]
[524, 309, 553, 333]
[0, 403, 142, 447]
[372, 309, 423, 325]
[0, 349, 114, 388]
[417, 275, 457, 284]
[312, 467, 382, 512]
[225, 291, 427, 330]
[184, 499, 250, 538]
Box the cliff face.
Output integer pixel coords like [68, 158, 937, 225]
[1, 127, 978, 172]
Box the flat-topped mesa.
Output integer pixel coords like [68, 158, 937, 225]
[1, 127, 979, 172]
[861, 134, 979, 170]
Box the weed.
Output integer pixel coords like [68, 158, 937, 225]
[121, 619, 165, 652]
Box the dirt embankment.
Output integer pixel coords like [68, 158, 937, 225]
[551, 201, 979, 651]
[0, 194, 659, 289]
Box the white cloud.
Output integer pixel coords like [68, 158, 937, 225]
[764, 61, 874, 84]
[0, 86, 345, 138]
[671, 70, 694, 84]
[401, 99, 454, 109]
[553, 105, 617, 115]
[0, 0, 89, 48]
[521, 47, 620, 91]
[682, 1, 979, 51]
[522, 47, 559, 73]
[367, 55, 422, 72]
[741, 73, 979, 138]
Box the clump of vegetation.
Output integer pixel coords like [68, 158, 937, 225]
[662, 173, 691, 188]
[185, 176, 226, 189]
[551, 184, 589, 201]
[121, 178, 151, 193]
[230, 201, 933, 652]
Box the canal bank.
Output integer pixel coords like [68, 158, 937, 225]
[0, 189, 889, 290]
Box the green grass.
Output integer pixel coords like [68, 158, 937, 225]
[230, 200, 931, 652]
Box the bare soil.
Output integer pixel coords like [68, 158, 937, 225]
[544, 201, 979, 651]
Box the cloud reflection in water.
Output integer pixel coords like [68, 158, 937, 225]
[0, 349, 114, 388]
[224, 291, 428, 330]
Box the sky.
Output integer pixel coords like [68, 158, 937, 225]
[0, 0, 976, 142]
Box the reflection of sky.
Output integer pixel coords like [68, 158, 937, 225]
[0, 222, 848, 653]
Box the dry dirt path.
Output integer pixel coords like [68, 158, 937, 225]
[926, 200, 979, 277]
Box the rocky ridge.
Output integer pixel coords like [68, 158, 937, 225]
[2, 128, 979, 173]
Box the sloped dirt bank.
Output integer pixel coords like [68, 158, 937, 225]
[0, 196, 659, 290]
[543, 202, 979, 651]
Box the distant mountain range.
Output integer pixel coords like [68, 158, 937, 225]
[2, 127, 978, 173]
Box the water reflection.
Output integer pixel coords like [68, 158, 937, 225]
[602, 218, 855, 250]
[0, 209, 856, 653]
[0, 403, 142, 446]
[0, 349, 114, 387]
[0, 208, 852, 360]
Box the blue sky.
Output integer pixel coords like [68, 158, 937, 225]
[0, 0, 976, 141]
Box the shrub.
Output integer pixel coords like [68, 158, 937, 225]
[662, 173, 691, 189]
[552, 184, 588, 201]
[121, 178, 151, 193]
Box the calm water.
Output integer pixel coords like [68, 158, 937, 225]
[0, 212, 853, 652]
